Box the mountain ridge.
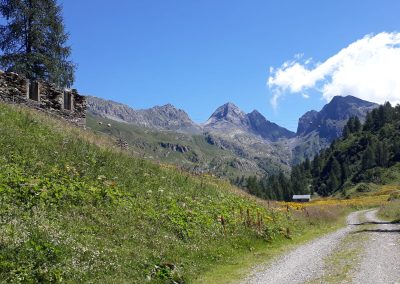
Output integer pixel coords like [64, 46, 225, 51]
[88, 97, 295, 141]
[87, 95, 381, 173]
[297, 95, 378, 139]
[87, 96, 201, 133]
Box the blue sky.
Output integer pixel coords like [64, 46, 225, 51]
[60, 0, 400, 131]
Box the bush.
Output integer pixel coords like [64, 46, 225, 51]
[355, 183, 373, 193]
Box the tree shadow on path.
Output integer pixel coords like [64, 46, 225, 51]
[351, 228, 400, 234]
[349, 220, 400, 226]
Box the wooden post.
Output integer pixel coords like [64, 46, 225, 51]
[220, 215, 226, 236]
[257, 211, 261, 232]
[246, 208, 251, 227]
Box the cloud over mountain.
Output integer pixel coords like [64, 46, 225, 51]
[268, 32, 400, 108]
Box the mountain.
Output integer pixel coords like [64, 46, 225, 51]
[204, 102, 295, 141]
[292, 96, 379, 163]
[297, 95, 378, 140]
[294, 102, 400, 197]
[86, 111, 292, 179]
[87, 96, 201, 133]
[88, 95, 381, 175]
[204, 102, 249, 131]
[87, 98, 295, 178]
[247, 110, 296, 141]
[88, 98, 295, 142]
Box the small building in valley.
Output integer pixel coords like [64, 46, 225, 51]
[292, 194, 311, 202]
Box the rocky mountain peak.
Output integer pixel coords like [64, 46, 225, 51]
[204, 103, 295, 141]
[205, 102, 248, 127]
[212, 102, 246, 119]
[296, 95, 378, 139]
[247, 110, 296, 141]
[321, 95, 377, 121]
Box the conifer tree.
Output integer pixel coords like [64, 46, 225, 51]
[353, 116, 361, 132]
[327, 171, 339, 193]
[376, 141, 389, 167]
[343, 124, 350, 139]
[362, 145, 376, 170]
[0, 0, 75, 87]
[330, 157, 341, 179]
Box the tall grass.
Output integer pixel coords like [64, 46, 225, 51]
[0, 103, 298, 283]
[379, 198, 400, 222]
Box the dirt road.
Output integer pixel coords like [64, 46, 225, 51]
[244, 209, 400, 284]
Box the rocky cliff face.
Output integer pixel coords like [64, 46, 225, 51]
[296, 95, 378, 140]
[247, 110, 296, 141]
[204, 102, 295, 141]
[292, 95, 379, 163]
[87, 96, 200, 132]
[204, 102, 250, 130]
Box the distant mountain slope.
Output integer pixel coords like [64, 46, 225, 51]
[88, 95, 381, 171]
[292, 96, 379, 163]
[87, 96, 201, 133]
[87, 112, 291, 179]
[247, 110, 296, 141]
[204, 102, 295, 141]
[294, 102, 400, 197]
[297, 95, 378, 140]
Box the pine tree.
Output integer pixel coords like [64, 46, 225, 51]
[362, 145, 376, 170]
[392, 139, 400, 161]
[303, 157, 311, 172]
[376, 141, 389, 167]
[330, 157, 341, 179]
[0, 0, 75, 87]
[327, 171, 339, 193]
[290, 166, 308, 195]
[278, 172, 292, 201]
[312, 154, 321, 177]
[343, 124, 350, 139]
[353, 116, 361, 132]
[340, 162, 350, 182]
[363, 113, 374, 131]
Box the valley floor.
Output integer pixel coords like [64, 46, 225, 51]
[243, 209, 400, 284]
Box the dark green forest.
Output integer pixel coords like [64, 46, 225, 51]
[234, 102, 400, 200]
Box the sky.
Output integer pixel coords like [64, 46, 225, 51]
[59, 0, 400, 131]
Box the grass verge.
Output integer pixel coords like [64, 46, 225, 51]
[195, 206, 351, 284]
[378, 200, 400, 222]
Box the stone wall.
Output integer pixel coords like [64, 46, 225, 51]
[0, 71, 86, 127]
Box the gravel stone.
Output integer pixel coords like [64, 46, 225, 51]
[352, 209, 400, 284]
[243, 211, 365, 284]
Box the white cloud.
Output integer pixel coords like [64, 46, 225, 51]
[268, 32, 400, 108]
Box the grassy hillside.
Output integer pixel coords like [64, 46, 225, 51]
[86, 112, 288, 180]
[0, 103, 302, 283]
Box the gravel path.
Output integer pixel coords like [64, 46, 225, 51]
[352, 209, 400, 284]
[243, 210, 365, 284]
